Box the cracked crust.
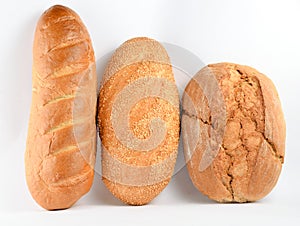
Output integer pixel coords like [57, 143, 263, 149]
[182, 63, 285, 202]
[25, 5, 97, 210]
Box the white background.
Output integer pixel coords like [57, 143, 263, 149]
[0, 0, 299, 225]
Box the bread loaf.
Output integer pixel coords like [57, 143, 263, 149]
[25, 5, 97, 210]
[98, 37, 180, 205]
[182, 63, 285, 202]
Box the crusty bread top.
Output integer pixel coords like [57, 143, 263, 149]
[31, 4, 96, 139]
[99, 37, 179, 165]
[183, 63, 285, 165]
[101, 37, 170, 87]
[33, 5, 94, 80]
[209, 63, 285, 161]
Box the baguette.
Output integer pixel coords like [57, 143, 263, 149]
[25, 5, 97, 210]
[98, 37, 180, 205]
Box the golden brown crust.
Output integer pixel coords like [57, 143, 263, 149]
[98, 37, 180, 205]
[182, 62, 285, 202]
[25, 5, 97, 210]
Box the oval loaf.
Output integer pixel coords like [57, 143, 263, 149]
[98, 37, 180, 205]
